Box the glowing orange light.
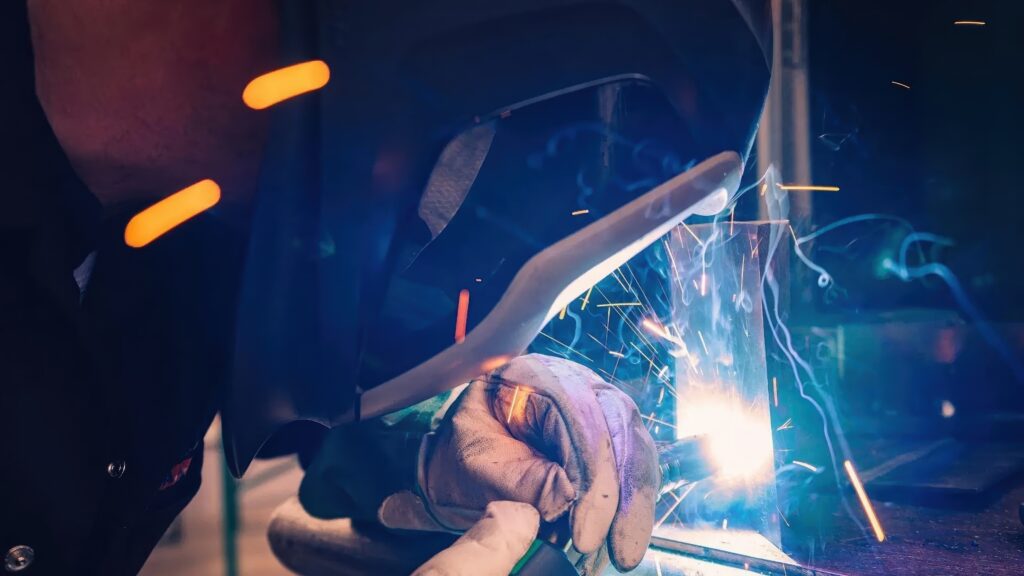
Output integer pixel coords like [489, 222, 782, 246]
[124, 179, 221, 248]
[506, 385, 522, 424]
[481, 355, 511, 372]
[242, 60, 330, 110]
[642, 318, 686, 350]
[844, 460, 886, 542]
[580, 286, 593, 310]
[571, 209, 590, 216]
[954, 20, 986, 26]
[778, 184, 841, 192]
[454, 289, 470, 343]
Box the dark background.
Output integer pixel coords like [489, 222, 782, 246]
[805, 0, 1024, 320]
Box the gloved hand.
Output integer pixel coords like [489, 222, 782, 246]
[378, 353, 660, 574]
[412, 501, 539, 576]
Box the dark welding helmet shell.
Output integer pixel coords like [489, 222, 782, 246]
[225, 0, 771, 476]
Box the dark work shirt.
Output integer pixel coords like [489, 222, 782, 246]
[1, 3, 245, 573]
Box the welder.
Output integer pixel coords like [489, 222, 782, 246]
[1, 0, 770, 574]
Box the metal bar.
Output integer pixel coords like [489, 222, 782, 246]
[221, 446, 239, 576]
[650, 535, 847, 576]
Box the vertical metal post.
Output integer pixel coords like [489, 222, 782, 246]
[758, 0, 813, 227]
[221, 446, 239, 576]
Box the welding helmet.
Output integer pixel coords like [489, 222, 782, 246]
[225, 0, 772, 475]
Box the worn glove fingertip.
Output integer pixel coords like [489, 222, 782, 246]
[570, 488, 618, 554]
[608, 529, 652, 572]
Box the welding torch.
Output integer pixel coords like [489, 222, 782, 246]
[657, 434, 717, 495]
[512, 435, 717, 575]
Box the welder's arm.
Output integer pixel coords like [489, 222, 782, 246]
[378, 354, 661, 574]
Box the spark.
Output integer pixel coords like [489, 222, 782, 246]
[641, 318, 685, 348]
[610, 269, 631, 292]
[595, 302, 643, 308]
[559, 306, 567, 320]
[773, 376, 779, 407]
[655, 481, 699, 529]
[506, 385, 522, 424]
[537, 332, 592, 361]
[124, 179, 221, 248]
[777, 505, 791, 528]
[776, 418, 794, 431]
[242, 60, 330, 110]
[700, 271, 707, 296]
[454, 289, 470, 343]
[571, 209, 590, 216]
[844, 460, 886, 542]
[629, 342, 659, 371]
[640, 413, 676, 429]
[580, 286, 593, 310]
[891, 80, 912, 90]
[792, 460, 818, 472]
[681, 222, 704, 246]
[722, 519, 728, 530]
[941, 400, 956, 418]
[954, 20, 986, 26]
[655, 557, 663, 576]
[474, 277, 482, 283]
[609, 350, 625, 358]
[777, 184, 841, 192]
[697, 330, 709, 355]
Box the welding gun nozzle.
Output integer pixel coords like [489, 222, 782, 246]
[657, 435, 716, 494]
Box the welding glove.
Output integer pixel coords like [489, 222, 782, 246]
[378, 353, 661, 573]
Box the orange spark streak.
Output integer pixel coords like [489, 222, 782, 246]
[571, 209, 590, 216]
[844, 460, 886, 542]
[243, 60, 330, 110]
[506, 385, 521, 424]
[482, 356, 511, 372]
[778, 184, 841, 192]
[454, 289, 470, 343]
[641, 318, 684, 348]
[773, 376, 779, 407]
[953, 20, 986, 26]
[580, 286, 593, 310]
[124, 179, 221, 248]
